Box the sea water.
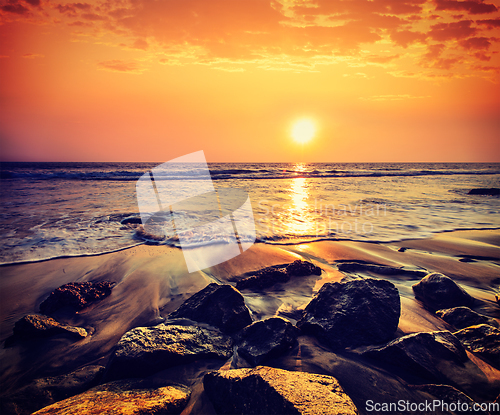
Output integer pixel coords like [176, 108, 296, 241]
[0, 162, 499, 264]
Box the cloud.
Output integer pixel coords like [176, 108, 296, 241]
[22, 53, 44, 58]
[434, 0, 498, 15]
[390, 30, 427, 48]
[97, 59, 146, 74]
[428, 20, 477, 41]
[459, 36, 492, 49]
[131, 38, 148, 50]
[25, 0, 40, 6]
[360, 94, 430, 101]
[1, 1, 29, 15]
[476, 17, 500, 28]
[366, 54, 400, 63]
[55, 3, 92, 16]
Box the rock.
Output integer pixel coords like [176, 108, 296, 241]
[410, 384, 488, 415]
[11, 314, 87, 340]
[363, 331, 468, 383]
[168, 283, 252, 333]
[297, 278, 400, 350]
[436, 307, 499, 330]
[337, 261, 426, 278]
[203, 366, 358, 415]
[468, 188, 500, 195]
[39, 281, 115, 314]
[412, 273, 474, 310]
[120, 216, 142, 224]
[237, 317, 299, 366]
[236, 260, 322, 291]
[0, 365, 104, 415]
[453, 324, 500, 368]
[32, 379, 191, 415]
[105, 324, 233, 380]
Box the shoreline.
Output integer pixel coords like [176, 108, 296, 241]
[1, 228, 499, 413]
[2, 225, 500, 268]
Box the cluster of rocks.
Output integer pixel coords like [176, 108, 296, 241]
[5, 261, 500, 414]
[6, 281, 115, 346]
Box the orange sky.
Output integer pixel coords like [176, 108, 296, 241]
[1, 0, 499, 162]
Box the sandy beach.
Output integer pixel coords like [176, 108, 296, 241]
[1, 229, 499, 414]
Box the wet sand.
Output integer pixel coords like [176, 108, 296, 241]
[0, 229, 499, 413]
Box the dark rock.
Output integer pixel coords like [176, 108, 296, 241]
[32, 379, 191, 415]
[337, 261, 426, 278]
[412, 273, 474, 310]
[237, 317, 299, 366]
[0, 365, 104, 415]
[203, 366, 358, 415]
[398, 247, 407, 252]
[410, 384, 488, 415]
[297, 278, 400, 350]
[453, 324, 500, 368]
[285, 260, 322, 277]
[168, 283, 252, 333]
[363, 331, 469, 383]
[236, 260, 321, 291]
[468, 188, 500, 195]
[39, 281, 115, 314]
[11, 314, 87, 340]
[105, 324, 234, 380]
[120, 216, 142, 224]
[436, 307, 499, 330]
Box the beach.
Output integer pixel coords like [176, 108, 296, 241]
[1, 228, 499, 414]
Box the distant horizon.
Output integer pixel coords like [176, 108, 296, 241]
[2, 160, 500, 164]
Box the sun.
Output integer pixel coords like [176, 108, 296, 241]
[291, 119, 316, 144]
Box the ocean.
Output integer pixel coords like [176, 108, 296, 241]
[1, 161, 499, 265]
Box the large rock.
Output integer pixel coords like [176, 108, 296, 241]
[412, 273, 474, 310]
[297, 278, 400, 350]
[236, 260, 321, 291]
[168, 283, 252, 333]
[237, 317, 299, 366]
[363, 331, 469, 383]
[203, 366, 358, 415]
[410, 384, 488, 415]
[32, 379, 191, 415]
[453, 324, 500, 368]
[11, 314, 87, 340]
[468, 188, 500, 195]
[40, 281, 115, 314]
[105, 324, 234, 380]
[0, 365, 104, 415]
[436, 307, 499, 330]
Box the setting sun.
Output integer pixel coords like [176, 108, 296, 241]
[292, 120, 316, 144]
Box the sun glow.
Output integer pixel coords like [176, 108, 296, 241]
[291, 119, 316, 144]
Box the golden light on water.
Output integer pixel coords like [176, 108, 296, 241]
[291, 119, 316, 144]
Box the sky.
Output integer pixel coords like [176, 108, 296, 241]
[0, 0, 499, 162]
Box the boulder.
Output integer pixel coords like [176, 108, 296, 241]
[11, 314, 87, 340]
[468, 188, 500, 195]
[410, 384, 488, 415]
[39, 281, 115, 314]
[236, 260, 322, 291]
[363, 331, 468, 383]
[105, 324, 233, 380]
[412, 273, 474, 310]
[453, 324, 500, 368]
[0, 365, 104, 415]
[168, 283, 252, 333]
[237, 317, 299, 366]
[297, 278, 400, 350]
[436, 307, 499, 330]
[203, 366, 358, 415]
[32, 379, 191, 415]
